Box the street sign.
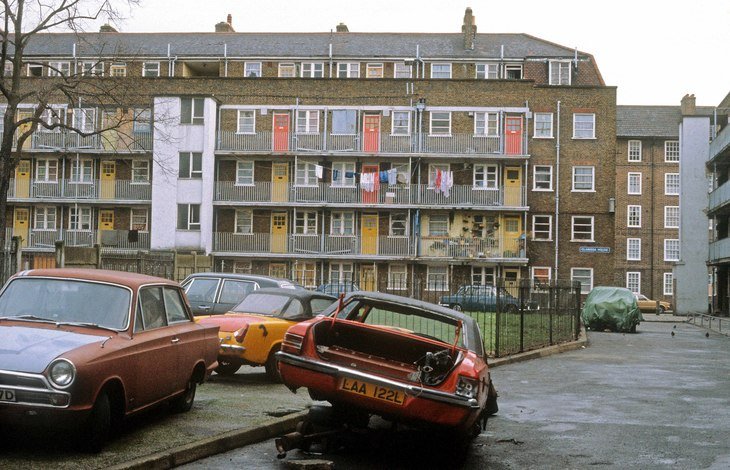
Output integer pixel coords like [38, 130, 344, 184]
[579, 246, 611, 253]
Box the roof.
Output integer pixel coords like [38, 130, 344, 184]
[182, 272, 298, 286]
[617, 105, 715, 138]
[16, 268, 178, 289]
[21, 32, 586, 60]
[250, 287, 336, 301]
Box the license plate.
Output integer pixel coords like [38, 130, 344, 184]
[340, 378, 405, 405]
[0, 388, 16, 402]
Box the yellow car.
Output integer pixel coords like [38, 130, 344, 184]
[634, 294, 672, 314]
[196, 288, 336, 380]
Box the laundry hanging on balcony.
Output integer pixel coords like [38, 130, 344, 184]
[432, 169, 454, 197]
[360, 172, 378, 192]
[315, 164, 324, 179]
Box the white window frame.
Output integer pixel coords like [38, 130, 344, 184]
[329, 263, 354, 284]
[331, 162, 356, 187]
[388, 264, 408, 290]
[532, 215, 552, 241]
[294, 211, 318, 235]
[34, 206, 57, 230]
[665, 173, 680, 195]
[236, 110, 256, 134]
[142, 62, 160, 77]
[366, 63, 384, 78]
[295, 161, 318, 187]
[296, 110, 319, 134]
[573, 113, 595, 139]
[429, 112, 451, 135]
[430, 63, 452, 79]
[628, 172, 642, 195]
[663, 273, 674, 296]
[628, 140, 642, 162]
[394, 62, 412, 78]
[336, 62, 360, 78]
[473, 164, 498, 189]
[664, 141, 680, 162]
[330, 212, 355, 236]
[428, 214, 449, 237]
[504, 63, 523, 79]
[235, 160, 254, 186]
[531, 267, 552, 284]
[35, 158, 58, 182]
[664, 206, 680, 229]
[48, 61, 70, 77]
[426, 265, 449, 291]
[294, 262, 317, 289]
[133, 108, 151, 133]
[475, 63, 499, 79]
[27, 63, 44, 77]
[180, 97, 204, 125]
[81, 61, 104, 76]
[233, 261, 253, 274]
[664, 239, 680, 262]
[131, 159, 150, 183]
[278, 63, 296, 78]
[571, 268, 593, 294]
[178, 152, 202, 179]
[130, 208, 148, 231]
[534, 113, 554, 138]
[244, 62, 262, 77]
[627, 205, 642, 228]
[70, 158, 93, 183]
[572, 166, 595, 192]
[234, 209, 253, 234]
[389, 212, 408, 237]
[391, 111, 411, 136]
[68, 206, 92, 231]
[571, 216, 594, 242]
[474, 112, 498, 136]
[300, 62, 324, 78]
[626, 272, 641, 294]
[73, 108, 96, 133]
[471, 266, 495, 286]
[549, 60, 571, 85]
[109, 63, 127, 77]
[178, 204, 200, 231]
[533, 165, 553, 191]
[627, 238, 641, 261]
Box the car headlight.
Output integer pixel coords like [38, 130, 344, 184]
[48, 359, 76, 389]
[456, 376, 478, 399]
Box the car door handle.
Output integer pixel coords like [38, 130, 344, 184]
[199, 305, 211, 311]
[171, 338, 180, 344]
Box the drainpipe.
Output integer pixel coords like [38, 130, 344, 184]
[554, 101, 561, 280]
[223, 43, 228, 77]
[328, 43, 333, 78]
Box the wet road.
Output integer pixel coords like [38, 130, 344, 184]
[184, 321, 730, 469]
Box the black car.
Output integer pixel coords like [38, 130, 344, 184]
[181, 273, 302, 315]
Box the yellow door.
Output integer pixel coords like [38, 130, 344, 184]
[101, 161, 116, 199]
[16, 111, 33, 150]
[99, 210, 114, 230]
[271, 212, 288, 253]
[102, 110, 120, 150]
[360, 265, 376, 291]
[14, 160, 31, 198]
[504, 167, 522, 206]
[272, 163, 289, 202]
[13, 208, 29, 248]
[503, 268, 520, 290]
[502, 216, 521, 257]
[361, 214, 378, 255]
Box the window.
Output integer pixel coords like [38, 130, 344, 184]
[109, 64, 127, 77]
[295, 211, 317, 234]
[571, 216, 594, 241]
[233, 261, 253, 274]
[428, 163, 450, 188]
[70, 159, 93, 183]
[627, 205, 642, 228]
[34, 206, 57, 230]
[476, 63, 499, 79]
[428, 214, 448, 236]
[429, 112, 451, 135]
[177, 204, 200, 231]
[392, 162, 410, 184]
[627, 238, 641, 261]
[472, 267, 495, 286]
[48, 61, 70, 77]
[549, 61, 571, 85]
[573, 113, 595, 139]
[142, 62, 160, 77]
[389, 212, 408, 237]
[269, 263, 288, 279]
[337, 62, 360, 78]
[332, 110, 356, 135]
[665, 141, 680, 162]
[628, 173, 642, 195]
[132, 160, 150, 183]
[533, 165, 553, 191]
[663, 273, 674, 296]
[504, 64, 522, 79]
[664, 206, 680, 228]
[237, 110, 255, 134]
[35, 159, 58, 182]
[296, 110, 319, 134]
[331, 212, 354, 236]
[628, 140, 642, 162]
[626, 272, 641, 293]
[532, 215, 552, 241]
[473, 164, 498, 189]
[4, 62, 13, 76]
[571, 268, 593, 294]
[531, 267, 551, 284]
[68, 207, 92, 231]
[133, 108, 151, 133]
[294, 262, 317, 288]
[534, 113, 553, 138]
[236, 161, 254, 185]
[388, 265, 408, 290]
[572, 166, 595, 191]
[392, 111, 411, 135]
[665, 173, 680, 195]
[278, 63, 296, 77]
[295, 161, 318, 186]
[427, 266, 448, 291]
[331, 162, 356, 187]
[430, 63, 451, 79]
[366, 63, 384, 78]
[664, 239, 679, 261]
[81, 61, 103, 76]
[235, 209, 253, 234]
[329, 263, 354, 284]
[244, 62, 262, 77]
[27, 63, 44, 77]
[474, 112, 498, 136]
[180, 97, 204, 125]
[179, 152, 202, 179]
[300, 62, 323, 78]
[130, 208, 148, 231]
[394, 62, 412, 78]
[73, 108, 96, 133]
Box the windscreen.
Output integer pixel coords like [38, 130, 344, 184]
[231, 293, 290, 316]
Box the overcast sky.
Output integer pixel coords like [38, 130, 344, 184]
[108, 0, 729, 107]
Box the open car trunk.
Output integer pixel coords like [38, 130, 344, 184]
[311, 319, 462, 385]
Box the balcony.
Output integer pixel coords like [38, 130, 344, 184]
[709, 237, 730, 264]
[21, 229, 150, 251]
[217, 131, 520, 156]
[710, 125, 730, 163]
[8, 179, 151, 201]
[29, 130, 152, 152]
[708, 181, 730, 215]
[215, 182, 526, 208]
[419, 236, 525, 260]
[213, 233, 410, 257]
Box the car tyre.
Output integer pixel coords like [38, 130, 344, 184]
[265, 347, 282, 383]
[82, 392, 111, 453]
[215, 360, 241, 376]
[452, 304, 462, 312]
[171, 377, 197, 413]
[657, 306, 665, 315]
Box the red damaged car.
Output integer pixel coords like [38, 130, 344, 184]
[276, 291, 497, 439]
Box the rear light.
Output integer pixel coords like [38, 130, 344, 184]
[455, 376, 479, 399]
[282, 332, 304, 353]
[233, 325, 248, 343]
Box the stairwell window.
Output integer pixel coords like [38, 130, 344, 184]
[179, 152, 202, 179]
[177, 204, 200, 231]
[180, 97, 204, 125]
[549, 61, 571, 85]
[573, 113, 595, 139]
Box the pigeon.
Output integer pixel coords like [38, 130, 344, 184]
[671, 331, 675, 337]
[706, 332, 710, 338]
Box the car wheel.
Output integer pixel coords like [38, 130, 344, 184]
[657, 306, 665, 315]
[171, 377, 197, 413]
[82, 392, 111, 453]
[265, 347, 282, 383]
[452, 304, 462, 312]
[215, 360, 241, 376]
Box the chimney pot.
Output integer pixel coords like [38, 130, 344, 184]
[681, 93, 696, 116]
[99, 24, 118, 33]
[227, 14, 232, 25]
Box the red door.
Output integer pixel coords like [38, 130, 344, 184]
[505, 116, 523, 155]
[273, 113, 290, 152]
[361, 164, 380, 204]
[363, 115, 380, 153]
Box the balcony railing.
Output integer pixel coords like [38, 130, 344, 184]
[709, 237, 730, 264]
[30, 130, 152, 152]
[215, 182, 526, 207]
[708, 181, 730, 214]
[21, 229, 150, 251]
[217, 131, 520, 156]
[710, 124, 730, 162]
[9, 179, 151, 201]
[419, 236, 524, 259]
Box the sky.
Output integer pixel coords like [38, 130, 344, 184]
[102, 0, 729, 106]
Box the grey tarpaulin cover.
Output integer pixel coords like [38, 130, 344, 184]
[581, 286, 644, 332]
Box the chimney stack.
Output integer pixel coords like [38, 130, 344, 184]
[462, 7, 476, 50]
[99, 24, 118, 33]
[215, 14, 235, 32]
[681, 94, 696, 116]
[336, 22, 349, 32]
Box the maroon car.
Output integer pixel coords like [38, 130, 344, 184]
[0, 269, 219, 451]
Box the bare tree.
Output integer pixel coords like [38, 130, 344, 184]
[0, 0, 142, 258]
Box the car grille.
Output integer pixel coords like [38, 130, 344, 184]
[0, 369, 71, 408]
[0, 372, 47, 389]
